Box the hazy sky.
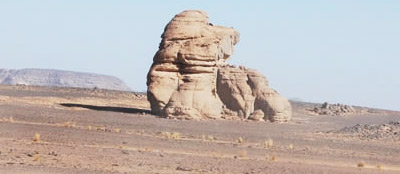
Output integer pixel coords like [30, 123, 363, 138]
[1, 1, 399, 111]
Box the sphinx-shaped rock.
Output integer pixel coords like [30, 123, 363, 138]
[147, 10, 292, 122]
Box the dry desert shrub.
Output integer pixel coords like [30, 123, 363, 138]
[357, 161, 365, 168]
[33, 133, 41, 142]
[0, 117, 14, 122]
[264, 138, 274, 148]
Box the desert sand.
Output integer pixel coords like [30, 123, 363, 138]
[0, 85, 399, 173]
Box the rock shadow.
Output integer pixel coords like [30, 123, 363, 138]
[59, 103, 151, 115]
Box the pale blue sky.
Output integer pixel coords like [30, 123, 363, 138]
[0, 1, 399, 110]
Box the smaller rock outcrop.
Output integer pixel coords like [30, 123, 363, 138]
[332, 121, 400, 140]
[310, 102, 356, 116]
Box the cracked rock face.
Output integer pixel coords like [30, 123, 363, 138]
[147, 10, 292, 122]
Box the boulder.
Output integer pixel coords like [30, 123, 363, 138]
[248, 109, 265, 121]
[147, 10, 292, 122]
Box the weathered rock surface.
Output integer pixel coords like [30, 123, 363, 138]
[0, 69, 131, 91]
[217, 66, 292, 122]
[147, 10, 292, 122]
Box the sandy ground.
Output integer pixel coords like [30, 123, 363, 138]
[0, 85, 399, 174]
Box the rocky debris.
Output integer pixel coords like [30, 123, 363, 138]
[146, 10, 292, 122]
[333, 121, 400, 141]
[309, 102, 356, 116]
[0, 69, 131, 91]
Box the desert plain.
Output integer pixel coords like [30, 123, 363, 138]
[0, 85, 399, 174]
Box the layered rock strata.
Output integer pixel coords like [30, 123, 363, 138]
[147, 10, 291, 122]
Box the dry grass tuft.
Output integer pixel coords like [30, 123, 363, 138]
[87, 125, 92, 130]
[33, 133, 41, 142]
[171, 132, 180, 139]
[239, 150, 247, 158]
[140, 129, 145, 135]
[377, 164, 384, 170]
[162, 132, 180, 139]
[138, 147, 153, 152]
[289, 144, 294, 150]
[237, 137, 244, 144]
[64, 121, 76, 128]
[144, 147, 153, 152]
[208, 135, 215, 142]
[264, 138, 274, 148]
[211, 151, 225, 158]
[271, 155, 278, 161]
[161, 132, 171, 139]
[33, 155, 40, 162]
[114, 128, 121, 133]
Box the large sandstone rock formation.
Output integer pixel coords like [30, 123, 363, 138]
[147, 10, 291, 122]
[0, 68, 131, 91]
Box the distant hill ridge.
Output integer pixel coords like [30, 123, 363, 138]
[0, 68, 131, 91]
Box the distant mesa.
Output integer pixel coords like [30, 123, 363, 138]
[146, 10, 292, 122]
[0, 68, 131, 91]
